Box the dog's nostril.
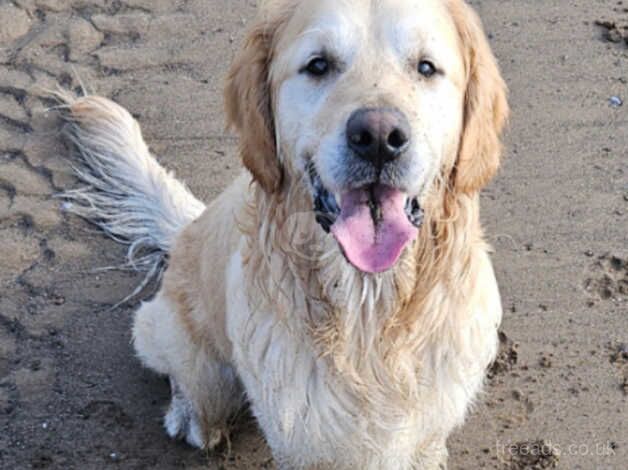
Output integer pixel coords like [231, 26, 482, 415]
[387, 129, 407, 149]
[349, 130, 371, 147]
[351, 130, 373, 147]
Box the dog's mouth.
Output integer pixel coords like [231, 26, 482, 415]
[308, 163, 424, 274]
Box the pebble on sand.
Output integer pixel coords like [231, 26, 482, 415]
[609, 96, 623, 108]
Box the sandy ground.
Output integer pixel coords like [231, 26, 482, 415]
[0, 0, 626, 469]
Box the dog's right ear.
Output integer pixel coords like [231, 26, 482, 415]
[225, 20, 283, 194]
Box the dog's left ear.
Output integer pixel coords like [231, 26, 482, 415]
[450, 2, 509, 194]
[225, 19, 283, 194]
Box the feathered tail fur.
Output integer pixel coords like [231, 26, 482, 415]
[58, 94, 206, 302]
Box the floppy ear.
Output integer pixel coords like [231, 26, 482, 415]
[224, 21, 282, 194]
[450, 1, 509, 194]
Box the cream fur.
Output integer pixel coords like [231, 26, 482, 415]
[60, 1, 508, 468]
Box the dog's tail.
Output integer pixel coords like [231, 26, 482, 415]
[58, 95, 206, 302]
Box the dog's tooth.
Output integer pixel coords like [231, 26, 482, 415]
[333, 192, 343, 207]
[410, 207, 424, 227]
[326, 192, 340, 215]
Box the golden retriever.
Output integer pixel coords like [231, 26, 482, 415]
[59, 0, 508, 468]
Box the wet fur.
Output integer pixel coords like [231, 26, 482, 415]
[61, 0, 508, 468]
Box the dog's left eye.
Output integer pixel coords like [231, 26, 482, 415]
[417, 60, 437, 78]
[304, 57, 330, 77]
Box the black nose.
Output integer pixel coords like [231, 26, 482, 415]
[346, 107, 410, 167]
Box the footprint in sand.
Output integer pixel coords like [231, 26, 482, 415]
[583, 253, 628, 301]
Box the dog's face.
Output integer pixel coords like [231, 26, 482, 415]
[226, 0, 508, 274]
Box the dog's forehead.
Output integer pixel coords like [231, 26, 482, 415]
[273, 0, 462, 75]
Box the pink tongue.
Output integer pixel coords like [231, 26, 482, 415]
[331, 186, 418, 274]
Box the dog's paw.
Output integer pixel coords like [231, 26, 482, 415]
[164, 397, 205, 448]
[163, 378, 206, 448]
[164, 378, 226, 450]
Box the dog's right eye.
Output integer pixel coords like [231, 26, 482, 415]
[304, 57, 330, 77]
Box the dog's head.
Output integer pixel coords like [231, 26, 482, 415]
[226, 0, 508, 274]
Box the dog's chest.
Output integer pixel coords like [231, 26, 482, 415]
[224, 250, 497, 469]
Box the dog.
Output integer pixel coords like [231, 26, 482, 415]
[59, 0, 508, 468]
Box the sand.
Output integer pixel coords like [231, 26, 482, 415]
[0, 0, 626, 468]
